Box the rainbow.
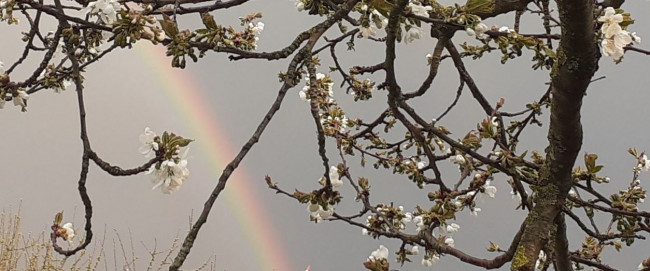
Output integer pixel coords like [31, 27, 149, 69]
[135, 43, 291, 271]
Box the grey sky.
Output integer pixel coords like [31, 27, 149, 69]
[2, 1, 650, 270]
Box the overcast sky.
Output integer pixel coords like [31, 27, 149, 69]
[2, 1, 650, 270]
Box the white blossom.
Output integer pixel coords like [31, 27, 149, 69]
[368, 245, 389, 261]
[597, 7, 639, 58]
[294, 0, 304, 11]
[360, 26, 376, 38]
[453, 198, 463, 208]
[465, 27, 476, 36]
[249, 22, 264, 35]
[598, 7, 624, 38]
[13, 90, 29, 109]
[568, 189, 577, 198]
[401, 212, 413, 224]
[54, 80, 72, 93]
[308, 203, 334, 223]
[413, 215, 426, 232]
[473, 23, 489, 39]
[82, 0, 121, 25]
[445, 237, 455, 247]
[483, 181, 497, 198]
[362, 228, 369, 235]
[491, 116, 500, 128]
[410, 246, 419, 255]
[329, 165, 343, 189]
[535, 250, 546, 270]
[422, 254, 439, 267]
[638, 155, 650, 172]
[299, 86, 309, 101]
[405, 26, 423, 44]
[147, 158, 190, 194]
[498, 26, 513, 33]
[417, 161, 426, 170]
[408, 2, 432, 17]
[61, 222, 75, 242]
[452, 154, 466, 165]
[471, 207, 481, 216]
[601, 31, 632, 57]
[139, 127, 159, 158]
[446, 223, 460, 233]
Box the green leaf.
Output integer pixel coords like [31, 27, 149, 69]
[54, 211, 63, 225]
[160, 14, 179, 37]
[592, 165, 603, 174]
[465, 0, 494, 15]
[176, 138, 193, 147]
[369, 0, 394, 18]
[201, 13, 218, 29]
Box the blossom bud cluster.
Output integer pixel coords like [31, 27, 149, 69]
[1, 0, 19, 24]
[0, 66, 29, 111]
[299, 73, 354, 135]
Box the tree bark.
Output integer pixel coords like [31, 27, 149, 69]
[511, 1, 599, 270]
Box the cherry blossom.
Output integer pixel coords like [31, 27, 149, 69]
[483, 181, 497, 198]
[405, 26, 423, 44]
[445, 237, 455, 247]
[467, 23, 489, 39]
[445, 223, 460, 233]
[56, 222, 75, 244]
[147, 158, 190, 194]
[408, 2, 432, 17]
[329, 165, 344, 189]
[308, 203, 334, 223]
[294, 0, 304, 11]
[13, 90, 29, 110]
[139, 127, 159, 158]
[82, 0, 121, 25]
[249, 22, 264, 35]
[598, 7, 624, 38]
[360, 26, 376, 38]
[368, 245, 389, 261]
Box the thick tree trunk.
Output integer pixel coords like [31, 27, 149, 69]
[511, 1, 599, 270]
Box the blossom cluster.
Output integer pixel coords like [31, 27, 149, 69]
[139, 127, 192, 194]
[0, 88, 29, 112]
[307, 165, 344, 222]
[0, 61, 31, 111]
[340, 1, 430, 44]
[40, 65, 72, 93]
[361, 204, 467, 268]
[598, 7, 640, 58]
